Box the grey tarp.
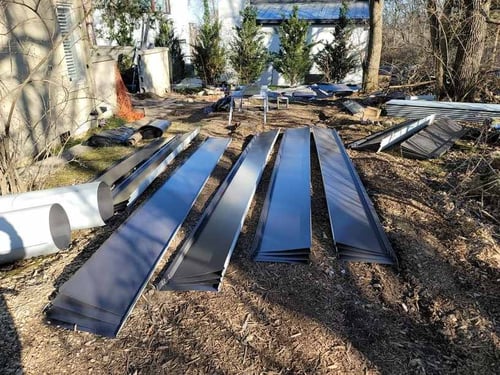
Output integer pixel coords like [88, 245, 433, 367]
[46, 137, 230, 337]
[86, 126, 136, 147]
[157, 130, 280, 292]
[253, 127, 311, 263]
[312, 127, 397, 265]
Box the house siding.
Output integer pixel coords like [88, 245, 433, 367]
[0, 0, 95, 158]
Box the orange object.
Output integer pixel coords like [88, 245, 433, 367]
[115, 65, 144, 122]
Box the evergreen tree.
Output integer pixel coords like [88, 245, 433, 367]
[229, 6, 269, 85]
[315, 0, 358, 82]
[95, 0, 155, 46]
[192, 0, 226, 85]
[273, 6, 313, 86]
[155, 18, 186, 83]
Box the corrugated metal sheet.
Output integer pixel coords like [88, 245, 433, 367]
[386, 100, 500, 123]
[157, 130, 280, 292]
[253, 127, 311, 263]
[46, 137, 230, 337]
[312, 127, 397, 265]
[401, 118, 468, 159]
[255, 1, 370, 24]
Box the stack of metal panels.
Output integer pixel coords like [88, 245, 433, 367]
[401, 118, 468, 159]
[95, 136, 174, 187]
[46, 137, 230, 337]
[313, 127, 397, 265]
[252, 128, 311, 263]
[348, 115, 435, 152]
[157, 130, 279, 292]
[386, 99, 500, 123]
[112, 128, 199, 207]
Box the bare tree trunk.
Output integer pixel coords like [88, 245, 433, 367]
[452, 0, 491, 101]
[427, 0, 450, 99]
[363, 0, 383, 92]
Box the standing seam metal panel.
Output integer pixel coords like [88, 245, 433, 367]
[312, 127, 397, 265]
[252, 127, 311, 263]
[112, 128, 200, 206]
[46, 137, 230, 337]
[95, 136, 174, 187]
[157, 130, 280, 292]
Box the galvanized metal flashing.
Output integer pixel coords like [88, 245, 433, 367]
[112, 128, 200, 206]
[401, 117, 467, 159]
[312, 127, 397, 265]
[46, 137, 230, 337]
[377, 114, 435, 152]
[157, 130, 280, 292]
[253, 127, 311, 263]
[96, 136, 174, 187]
[348, 115, 434, 152]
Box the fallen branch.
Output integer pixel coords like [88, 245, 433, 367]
[388, 80, 435, 89]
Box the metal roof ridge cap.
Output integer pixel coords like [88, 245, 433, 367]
[156, 131, 273, 290]
[216, 130, 280, 289]
[331, 130, 398, 265]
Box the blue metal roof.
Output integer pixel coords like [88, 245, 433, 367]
[255, 1, 370, 24]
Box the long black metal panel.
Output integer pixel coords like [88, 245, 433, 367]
[112, 128, 199, 206]
[312, 127, 397, 265]
[401, 118, 467, 159]
[348, 115, 434, 152]
[157, 130, 280, 292]
[96, 136, 174, 187]
[252, 127, 311, 263]
[46, 137, 230, 337]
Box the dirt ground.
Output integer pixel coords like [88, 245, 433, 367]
[1, 93, 499, 375]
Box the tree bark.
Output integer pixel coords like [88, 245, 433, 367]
[427, 0, 449, 99]
[363, 0, 383, 92]
[452, 0, 491, 101]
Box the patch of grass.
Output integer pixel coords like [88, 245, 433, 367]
[421, 160, 446, 177]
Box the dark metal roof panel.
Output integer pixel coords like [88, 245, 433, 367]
[401, 118, 467, 159]
[112, 128, 199, 206]
[348, 115, 434, 152]
[252, 127, 311, 263]
[95, 136, 174, 187]
[255, 1, 370, 23]
[312, 127, 397, 264]
[46, 137, 230, 337]
[157, 130, 280, 292]
[342, 100, 364, 115]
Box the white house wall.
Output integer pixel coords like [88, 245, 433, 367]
[0, 0, 96, 158]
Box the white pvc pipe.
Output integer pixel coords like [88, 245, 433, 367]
[0, 204, 71, 264]
[0, 181, 113, 230]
